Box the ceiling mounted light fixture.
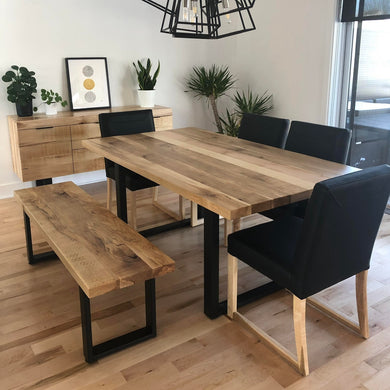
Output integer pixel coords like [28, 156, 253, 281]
[142, 0, 256, 39]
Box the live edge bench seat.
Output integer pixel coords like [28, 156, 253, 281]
[14, 181, 175, 363]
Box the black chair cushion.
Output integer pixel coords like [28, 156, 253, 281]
[228, 216, 304, 289]
[105, 163, 157, 191]
[238, 113, 290, 148]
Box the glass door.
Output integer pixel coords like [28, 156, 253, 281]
[343, 5, 390, 168]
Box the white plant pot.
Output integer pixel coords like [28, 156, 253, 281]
[138, 90, 156, 108]
[45, 103, 58, 115]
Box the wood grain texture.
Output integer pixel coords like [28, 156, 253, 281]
[8, 105, 172, 130]
[1, 183, 390, 389]
[8, 105, 173, 181]
[83, 127, 357, 220]
[14, 182, 175, 298]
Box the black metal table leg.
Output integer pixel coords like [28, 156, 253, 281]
[79, 279, 157, 363]
[203, 209, 224, 318]
[114, 163, 127, 223]
[23, 212, 58, 264]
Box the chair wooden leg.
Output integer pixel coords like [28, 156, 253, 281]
[293, 296, 309, 376]
[179, 195, 185, 219]
[191, 202, 203, 227]
[129, 191, 137, 230]
[152, 187, 158, 202]
[356, 270, 369, 339]
[152, 187, 185, 221]
[225, 218, 241, 247]
[227, 254, 238, 319]
[106, 178, 114, 211]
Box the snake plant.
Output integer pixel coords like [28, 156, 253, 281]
[133, 58, 160, 90]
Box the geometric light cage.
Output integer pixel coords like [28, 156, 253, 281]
[142, 0, 256, 39]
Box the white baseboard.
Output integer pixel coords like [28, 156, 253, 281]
[0, 181, 33, 199]
[0, 170, 106, 200]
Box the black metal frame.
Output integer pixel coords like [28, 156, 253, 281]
[79, 280, 156, 363]
[143, 0, 256, 39]
[23, 212, 58, 264]
[65, 57, 111, 111]
[36, 178, 53, 187]
[23, 207, 158, 363]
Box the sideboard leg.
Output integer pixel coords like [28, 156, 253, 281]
[36, 178, 53, 186]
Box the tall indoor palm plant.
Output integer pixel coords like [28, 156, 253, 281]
[186, 65, 235, 133]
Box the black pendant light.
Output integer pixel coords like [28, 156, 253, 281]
[142, 0, 256, 39]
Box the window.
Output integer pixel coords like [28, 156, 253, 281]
[335, 0, 390, 168]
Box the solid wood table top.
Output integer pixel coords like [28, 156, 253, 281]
[83, 127, 358, 220]
[14, 182, 175, 298]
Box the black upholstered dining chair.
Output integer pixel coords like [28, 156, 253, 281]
[227, 165, 390, 375]
[262, 120, 352, 220]
[238, 113, 290, 148]
[285, 120, 352, 164]
[223, 114, 291, 244]
[99, 109, 184, 229]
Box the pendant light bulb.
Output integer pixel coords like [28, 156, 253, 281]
[183, 0, 189, 21]
[222, 0, 231, 23]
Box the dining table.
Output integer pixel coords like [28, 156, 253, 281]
[83, 127, 357, 319]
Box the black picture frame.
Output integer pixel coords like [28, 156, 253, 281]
[65, 57, 111, 111]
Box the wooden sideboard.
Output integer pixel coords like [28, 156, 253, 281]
[8, 105, 173, 182]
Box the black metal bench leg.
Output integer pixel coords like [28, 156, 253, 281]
[79, 287, 95, 363]
[23, 212, 34, 264]
[79, 279, 157, 363]
[23, 211, 57, 264]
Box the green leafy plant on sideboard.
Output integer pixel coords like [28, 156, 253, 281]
[1, 65, 37, 117]
[34, 89, 68, 115]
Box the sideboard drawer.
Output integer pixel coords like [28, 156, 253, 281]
[19, 142, 73, 181]
[155, 116, 173, 131]
[18, 126, 71, 147]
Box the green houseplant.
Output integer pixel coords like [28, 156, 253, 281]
[220, 88, 273, 136]
[34, 89, 68, 115]
[1, 65, 37, 117]
[185, 65, 235, 133]
[133, 58, 160, 107]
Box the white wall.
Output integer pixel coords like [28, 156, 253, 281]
[229, 0, 339, 123]
[0, 0, 338, 198]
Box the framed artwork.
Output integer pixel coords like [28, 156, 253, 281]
[65, 57, 111, 111]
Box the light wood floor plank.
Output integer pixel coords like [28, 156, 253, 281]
[0, 182, 390, 389]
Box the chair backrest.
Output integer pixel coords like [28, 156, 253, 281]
[238, 113, 290, 148]
[292, 165, 390, 299]
[99, 109, 155, 138]
[285, 121, 352, 164]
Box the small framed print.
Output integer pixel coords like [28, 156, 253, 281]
[65, 57, 111, 111]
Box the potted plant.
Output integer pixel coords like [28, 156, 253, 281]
[220, 88, 273, 136]
[185, 65, 235, 133]
[133, 58, 160, 107]
[1, 65, 37, 117]
[34, 89, 68, 115]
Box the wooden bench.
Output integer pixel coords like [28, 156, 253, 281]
[14, 181, 175, 363]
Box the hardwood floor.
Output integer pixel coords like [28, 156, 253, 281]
[1, 182, 390, 389]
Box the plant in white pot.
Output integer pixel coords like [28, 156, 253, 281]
[34, 89, 68, 115]
[133, 58, 160, 107]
